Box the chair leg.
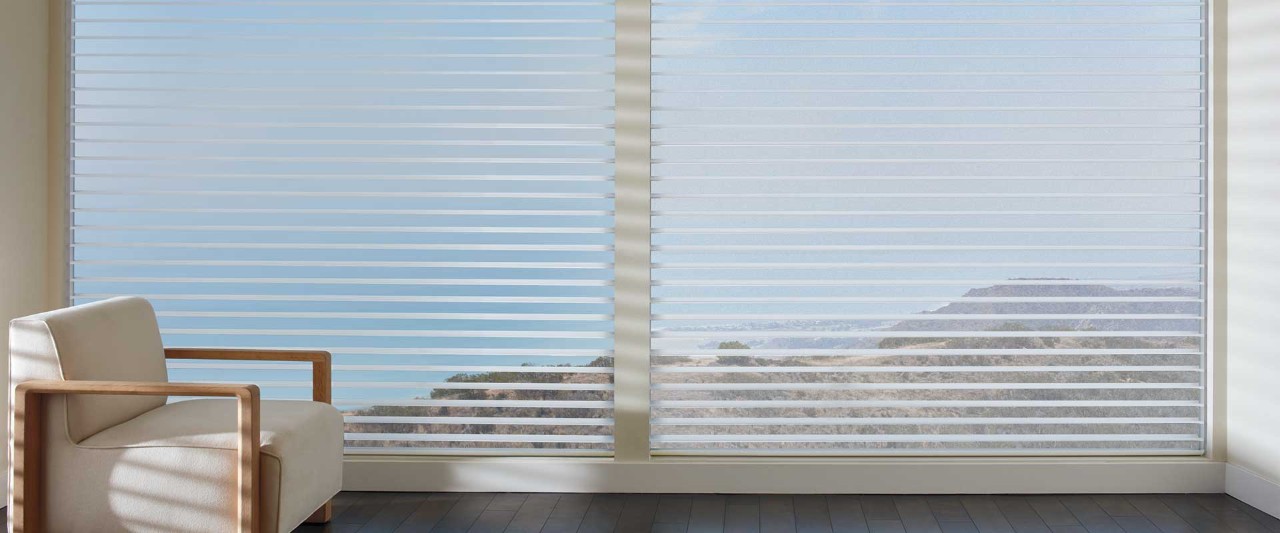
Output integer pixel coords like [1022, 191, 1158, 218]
[305, 500, 333, 524]
[11, 389, 47, 533]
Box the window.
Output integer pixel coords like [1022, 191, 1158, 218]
[68, 0, 1208, 457]
[69, 0, 617, 454]
[650, 0, 1207, 454]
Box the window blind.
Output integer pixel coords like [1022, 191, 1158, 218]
[650, 0, 1207, 454]
[69, 0, 616, 455]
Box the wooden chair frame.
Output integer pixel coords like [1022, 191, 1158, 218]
[10, 348, 333, 533]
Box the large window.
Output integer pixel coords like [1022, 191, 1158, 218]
[648, 1, 1207, 454]
[69, 0, 1208, 456]
[69, 0, 617, 454]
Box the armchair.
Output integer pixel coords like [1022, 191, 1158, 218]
[8, 297, 343, 533]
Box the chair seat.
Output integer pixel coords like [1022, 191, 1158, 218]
[77, 399, 345, 532]
[83, 398, 341, 457]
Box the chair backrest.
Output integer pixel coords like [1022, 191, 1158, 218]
[9, 297, 170, 441]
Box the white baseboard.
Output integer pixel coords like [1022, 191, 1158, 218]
[343, 456, 1226, 494]
[1226, 464, 1280, 519]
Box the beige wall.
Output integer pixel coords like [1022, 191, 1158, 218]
[1, 0, 52, 504]
[1227, 0, 1280, 515]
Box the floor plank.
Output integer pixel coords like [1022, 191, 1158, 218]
[689, 495, 728, 533]
[1227, 496, 1280, 533]
[358, 493, 428, 533]
[827, 496, 870, 533]
[863, 497, 902, 522]
[489, 494, 531, 513]
[297, 523, 365, 533]
[330, 492, 361, 520]
[960, 496, 1016, 533]
[578, 494, 628, 533]
[726, 504, 762, 533]
[657, 495, 695, 529]
[929, 497, 973, 523]
[1124, 496, 1198, 533]
[393, 494, 461, 533]
[1192, 494, 1272, 533]
[549, 494, 594, 520]
[468, 510, 518, 533]
[940, 521, 981, 533]
[1060, 495, 1125, 533]
[538, 514, 585, 533]
[869, 520, 908, 533]
[1027, 497, 1081, 528]
[794, 495, 834, 533]
[895, 496, 943, 533]
[335, 492, 393, 526]
[760, 495, 798, 533]
[1156, 495, 1234, 533]
[1113, 516, 1163, 533]
[504, 494, 560, 533]
[616, 494, 661, 533]
[433, 493, 498, 533]
[290, 494, 1277, 533]
[539, 494, 595, 533]
[993, 496, 1053, 533]
[1092, 497, 1143, 518]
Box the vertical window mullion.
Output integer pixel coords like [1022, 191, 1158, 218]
[613, 0, 654, 462]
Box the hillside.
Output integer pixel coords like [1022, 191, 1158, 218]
[892, 281, 1199, 333]
[344, 281, 1202, 451]
[343, 357, 614, 450]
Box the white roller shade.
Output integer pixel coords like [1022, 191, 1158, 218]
[69, 0, 617, 455]
[650, 0, 1207, 455]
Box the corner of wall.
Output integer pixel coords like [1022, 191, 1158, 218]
[0, 0, 53, 507]
[1226, 0, 1280, 518]
[1227, 465, 1280, 519]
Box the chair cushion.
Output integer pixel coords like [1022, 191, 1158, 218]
[9, 296, 169, 441]
[77, 399, 345, 532]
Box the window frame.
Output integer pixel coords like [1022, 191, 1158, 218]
[50, 0, 1226, 486]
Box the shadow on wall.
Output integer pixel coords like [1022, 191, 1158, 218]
[1227, 0, 1280, 516]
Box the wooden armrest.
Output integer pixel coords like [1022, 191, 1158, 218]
[11, 380, 261, 533]
[165, 348, 331, 403]
[15, 379, 260, 398]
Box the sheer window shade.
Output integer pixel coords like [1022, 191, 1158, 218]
[67, 0, 1209, 458]
[69, 0, 617, 454]
[649, 0, 1207, 455]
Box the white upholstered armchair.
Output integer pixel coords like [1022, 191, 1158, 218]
[8, 297, 344, 533]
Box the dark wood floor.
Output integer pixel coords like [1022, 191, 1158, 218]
[294, 493, 1280, 533]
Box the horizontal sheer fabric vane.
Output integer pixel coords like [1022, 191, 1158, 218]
[69, 0, 1208, 457]
[69, 0, 617, 455]
[649, 0, 1207, 455]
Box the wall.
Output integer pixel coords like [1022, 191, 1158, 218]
[0, 0, 52, 505]
[4, 0, 1279, 506]
[1227, 0, 1280, 517]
